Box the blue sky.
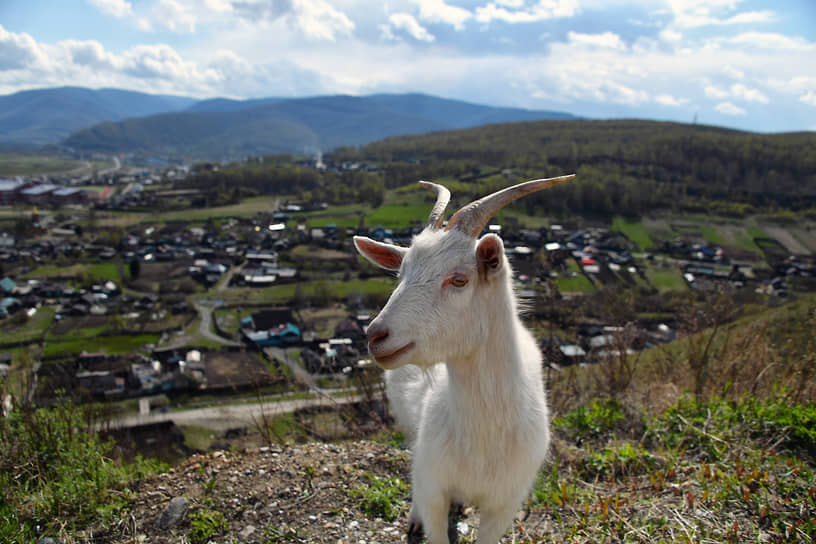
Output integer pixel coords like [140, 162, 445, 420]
[1, 0, 814, 132]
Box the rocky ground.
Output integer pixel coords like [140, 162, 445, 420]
[113, 440, 504, 544]
[113, 437, 569, 544]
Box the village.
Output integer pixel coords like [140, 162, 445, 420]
[1, 156, 815, 420]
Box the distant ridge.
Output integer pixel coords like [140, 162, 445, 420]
[61, 92, 581, 159]
[0, 87, 197, 144]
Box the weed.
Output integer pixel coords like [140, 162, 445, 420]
[188, 507, 228, 543]
[350, 472, 408, 521]
[554, 398, 624, 442]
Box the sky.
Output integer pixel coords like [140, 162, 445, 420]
[1, 0, 815, 133]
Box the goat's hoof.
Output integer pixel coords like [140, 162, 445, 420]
[407, 520, 424, 544]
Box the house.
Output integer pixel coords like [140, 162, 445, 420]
[0, 179, 24, 205]
[334, 318, 364, 341]
[0, 277, 15, 294]
[0, 297, 20, 317]
[20, 184, 58, 205]
[52, 187, 88, 205]
[244, 322, 301, 347]
[242, 308, 295, 331]
[0, 233, 15, 249]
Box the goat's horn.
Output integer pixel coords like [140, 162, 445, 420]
[445, 174, 575, 236]
[419, 180, 451, 229]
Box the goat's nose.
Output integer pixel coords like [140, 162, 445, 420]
[367, 327, 390, 349]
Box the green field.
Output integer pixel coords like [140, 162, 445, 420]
[366, 204, 430, 229]
[215, 278, 396, 306]
[0, 153, 88, 176]
[142, 196, 282, 222]
[646, 265, 688, 291]
[23, 262, 123, 283]
[0, 306, 55, 346]
[42, 331, 160, 359]
[611, 217, 653, 249]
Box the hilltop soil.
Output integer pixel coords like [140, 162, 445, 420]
[116, 440, 424, 544]
[115, 437, 569, 544]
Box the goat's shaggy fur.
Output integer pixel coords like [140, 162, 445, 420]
[355, 178, 570, 544]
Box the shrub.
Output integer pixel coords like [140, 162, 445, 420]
[0, 396, 166, 540]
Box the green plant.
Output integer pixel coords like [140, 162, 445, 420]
[350, 472, 408, 522]
[188, 507, 228, 543]
[0, 397, 166, 540]
[580, 442, 657, 480]
[554, 399, 624, 441]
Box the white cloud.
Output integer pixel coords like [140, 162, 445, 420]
[416, 0, 471, 30]
[659, 28, 683, 43]
[0, 25, 47, 70]
[150, 0, 199, 33]
[667, 0, 778, 28]
[567, 31, 626, 50]
[656, 93, 689, 107]
[88, 0, 134, 18]
[800, 90, 816, 107]
[730, 82, 768, 103]
[475, 0, 578, 24]
[384, 13, 435, 42]
[62, 39, 120, 71]
[292, 0, 355, 41]
[727, 32, 811, 50]
[722, 65, 743, 80]
[723, 10, 776, 25]
[716, 101, 746, 116]
[704, 84, 729, 99]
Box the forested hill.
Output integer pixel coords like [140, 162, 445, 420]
[61, 94, 579, 159]
[329, 120, 816, 217]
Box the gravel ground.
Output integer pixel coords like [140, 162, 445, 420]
[117, 440, 421, 544]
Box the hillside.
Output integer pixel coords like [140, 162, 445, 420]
[62, 94, 580, 158]
[0, 87, 196, 144]
[336, 119, 816, 215]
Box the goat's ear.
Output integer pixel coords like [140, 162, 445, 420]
[353, 236, 406, 271]
[476, 234, 504, 279]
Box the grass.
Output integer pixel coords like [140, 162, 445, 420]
[734, 225, 769, 254]
[701, 224, 729, 246]
[530, 395, 816, 544]
[22, 261, 122, 283]
[188, 505, 228, 543]
[142, 196, 281, 223]
[350, 472, 409, 522]
[612, 216, 653, 249]
[0, 306, 55, 345]
[215, 278, 395, 306]
[645, 265, 687, 291]
[0, 152, 95, 176]
[366, 204, 429, 230]
[43, 329, 160, 358]
[555, 273, 596, 293]
[0, 399, 167, 542]
[556, 261, 596, 293]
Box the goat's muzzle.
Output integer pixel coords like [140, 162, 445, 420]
[366, 326, 415, 366]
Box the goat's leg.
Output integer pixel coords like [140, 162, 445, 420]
[409, 494, 450, 544]
[474, 503, 518, 544]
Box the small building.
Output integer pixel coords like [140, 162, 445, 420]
[244, 322, 301, 347]
[0, 179, 24, 205]
[20, 184, 58, 205]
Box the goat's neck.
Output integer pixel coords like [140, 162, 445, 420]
[445, 281, 526, 414]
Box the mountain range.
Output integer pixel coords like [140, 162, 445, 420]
[0, 87, 579, 159]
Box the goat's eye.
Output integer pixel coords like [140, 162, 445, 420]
[448, 275, 468, 288]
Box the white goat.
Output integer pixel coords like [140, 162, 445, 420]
[353, 175, 574, 544]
